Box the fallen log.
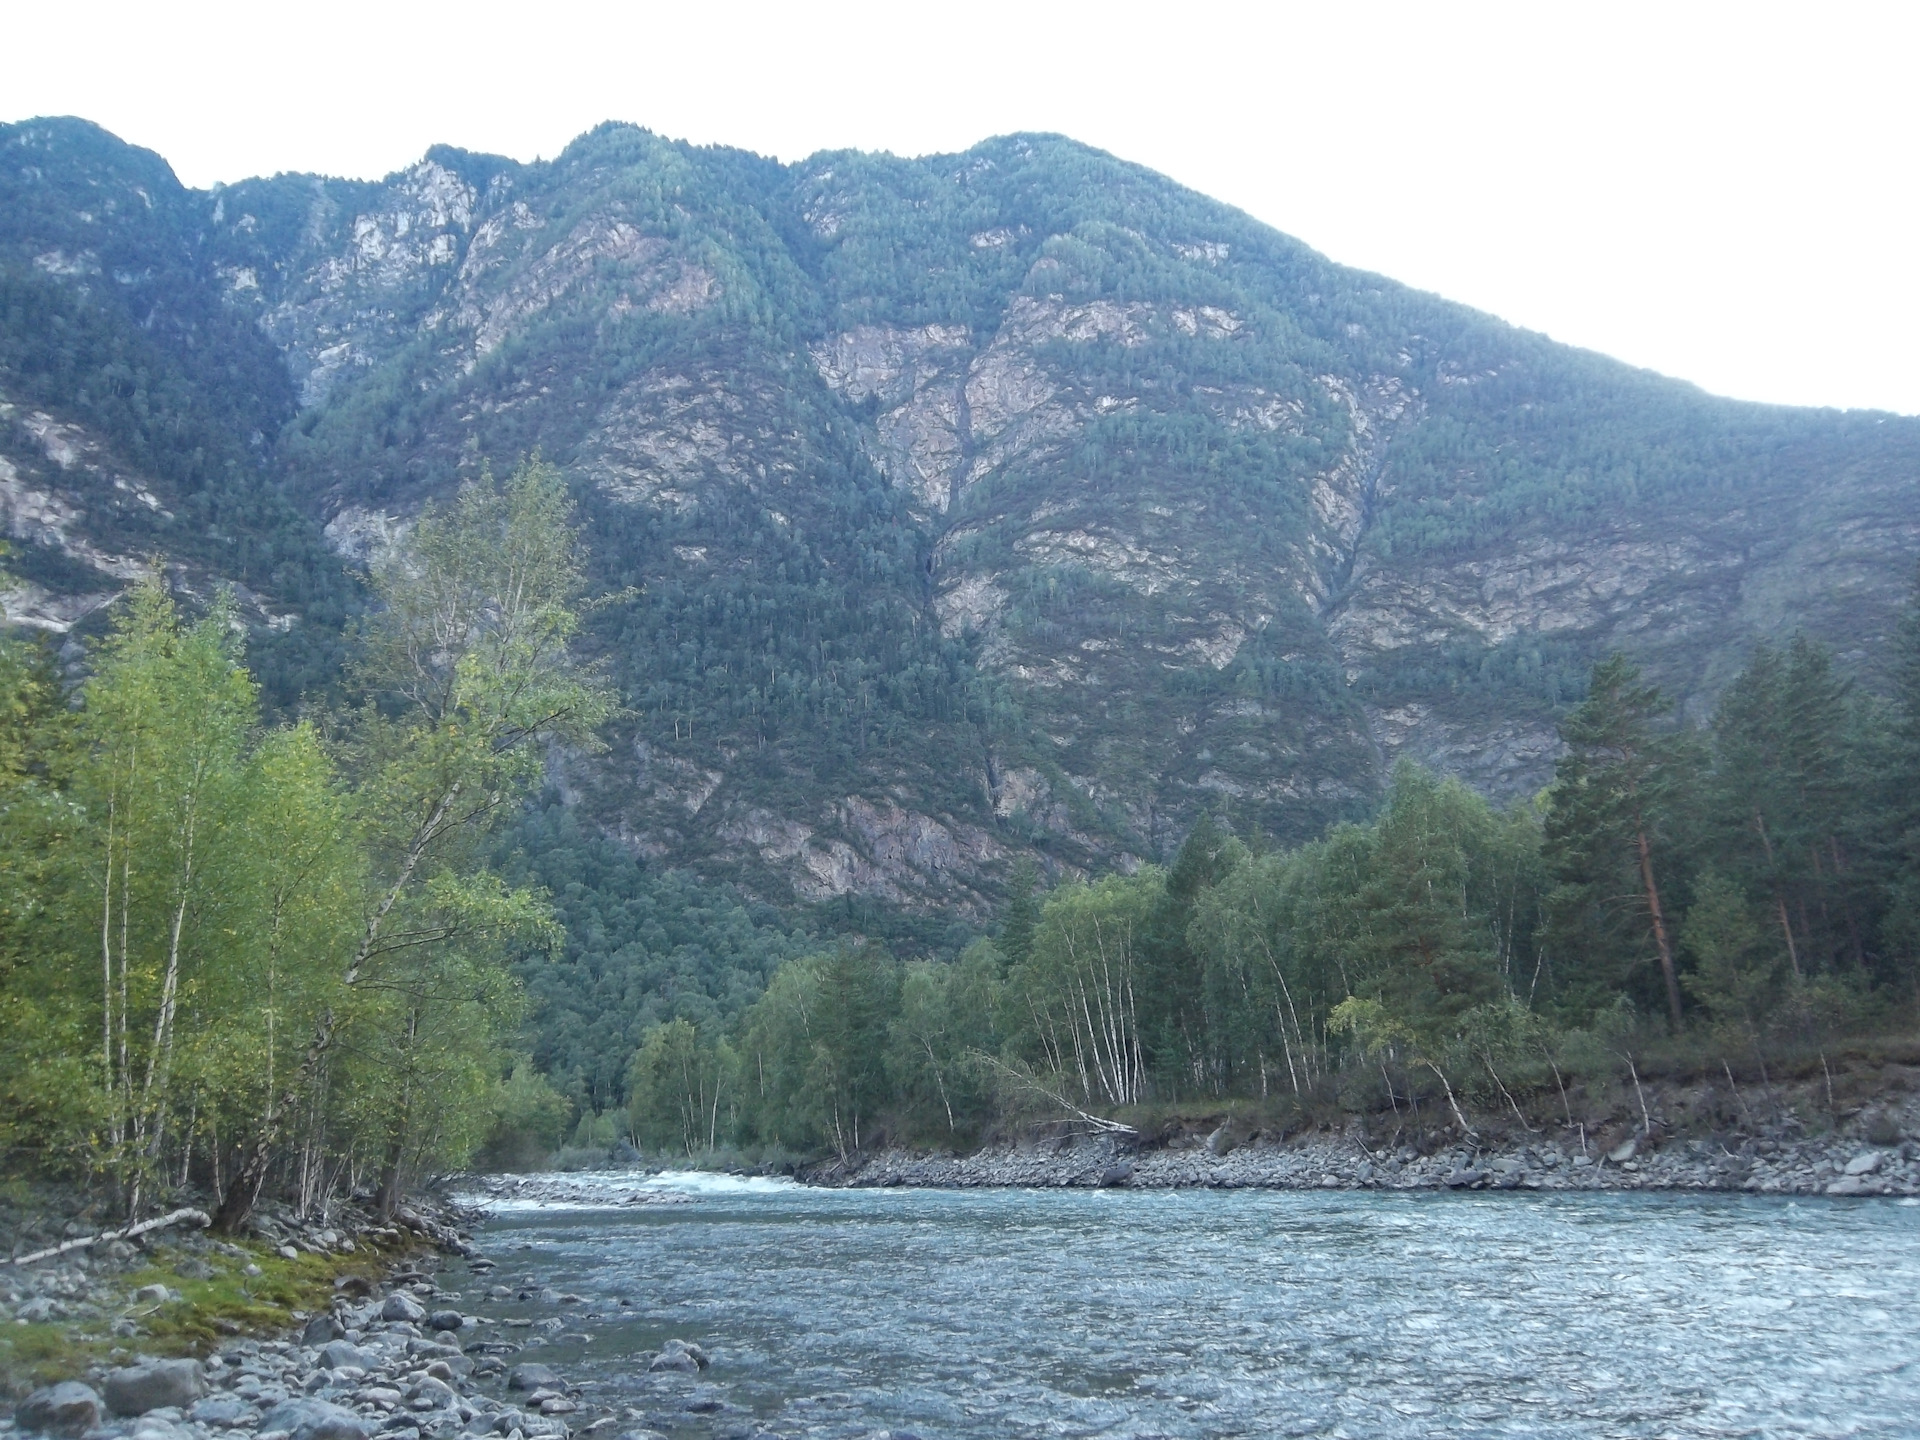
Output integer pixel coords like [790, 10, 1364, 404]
[6, 1207, 210, 1267]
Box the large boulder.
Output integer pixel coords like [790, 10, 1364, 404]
[379, 1292, 428, 1324]
[189, 1396, 258, 1427]
[17, 1381, 102, 1436]
[1844, 1150, 1884, 1177]
[317, 1340, 377, 1371]
[647, 1338, 708, 1373]
[259, 1398, 373, 1440]
[103, 1359, 204, 1416]
[507, 1363, 561, 1391]
[427, 1309, 466, 1332]
[303, 1313, 345, 1344]
[407, 1376, 458, 1409]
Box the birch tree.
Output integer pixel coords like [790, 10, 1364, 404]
[1007, 875, 1155, 1109]
[212, 460, 613, 1230]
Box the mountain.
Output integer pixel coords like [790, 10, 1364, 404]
[5, 115, 1918, 928]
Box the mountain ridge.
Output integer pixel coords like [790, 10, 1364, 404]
[4, 115, 1918, 925]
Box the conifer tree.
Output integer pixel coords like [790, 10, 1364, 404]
[1543, 654, 1688, 1027]
[1883, 566, 1920, 969]
[999, 857, 1041, 970]
[1140, 814, 1239, 1088]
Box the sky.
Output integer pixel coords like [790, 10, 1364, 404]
[9, 1, 1918, 414]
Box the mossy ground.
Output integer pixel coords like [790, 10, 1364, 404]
[1, 1234, 415, 1395]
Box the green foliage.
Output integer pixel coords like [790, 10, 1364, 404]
[997, 859, 1039, 969]
[691, 600, 1920, 1153]
[497, 802, 813, 1115]
[1542, 655, 1695, 1025]
[9, 119, 1920, 1171]
[885, 940, 1004, 1141]
[1005, 873, 1161, 1108]
[1681, 871, 1780, 1039]
[737, 944, 900, 1159]
[627, 1018, 734, 1156]
[0, 462, 614, 1224]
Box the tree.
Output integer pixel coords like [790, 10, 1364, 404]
[477, 1061, 574, 1171]
[886, 941, 1002, 1138]
[71, 579, 257, 1205]
[212, 460, 614, 1230]
[1680, 870, 1782, 1047]
[0, 626, 94, 1163]
[1006, 875, 1157, 1109]
[629, 1019, 730, 1156]
[1139, 814, 1240, 1093]
[1707, 638, 1864, 978]
[1882, 567, 1920, 971]
[1544, 654, 1690, 1028]
[1189, 845, 1338, 1100]
[1347, 763, 1506, 1033]
[998, 859, 1041, 970]
[738, 945, 898, 1160]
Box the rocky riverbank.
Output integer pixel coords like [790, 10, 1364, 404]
[3, 1196, 735, 1440]
[806, 1104, 1920, 1199]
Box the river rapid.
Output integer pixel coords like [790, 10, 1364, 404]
[454, 1174, 1920, 1438]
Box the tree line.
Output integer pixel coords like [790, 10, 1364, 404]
[624, 586, 1920, 1160]
[7, 461, 1916, 1186]
[0, 462, 607, 1222]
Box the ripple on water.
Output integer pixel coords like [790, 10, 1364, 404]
[453, 1182, 1920, 1438]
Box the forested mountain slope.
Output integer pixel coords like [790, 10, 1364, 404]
[5, 116, 1918, 920]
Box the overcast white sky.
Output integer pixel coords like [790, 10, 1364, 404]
[9, 2, 1918, 413]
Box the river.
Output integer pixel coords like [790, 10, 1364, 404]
[453, 1174, 1920, 1438]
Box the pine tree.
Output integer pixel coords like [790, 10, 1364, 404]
[1140, 814, 1239, 1091]
[1352, 763, 1504, 1031]
[999, 857, 1041, 971]
[1709, 637, 1869, 977]
[1543, 654, 1689, 1027]
[1882, 566, 1920, 970]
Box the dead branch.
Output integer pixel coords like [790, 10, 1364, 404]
[1424, 1061, 1476, 1138]
[1484, 1052, 1539, 1133]
[1617, 1051, 1653, 1136]
[972, 1052, 1138, 1135]
[7, 1207, 209, 1267]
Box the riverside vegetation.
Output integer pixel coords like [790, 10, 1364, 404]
[612, 580, 1920, 1175]
[7, 464, 1920, 1213]
[0, 460, 609, 1235]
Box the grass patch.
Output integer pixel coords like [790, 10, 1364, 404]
[1, 1234, 414, 1394]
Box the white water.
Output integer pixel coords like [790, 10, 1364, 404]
[461, 1170, 801, 1212]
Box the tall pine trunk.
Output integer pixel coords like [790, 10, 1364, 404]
[1635, 827, 1684, 1027]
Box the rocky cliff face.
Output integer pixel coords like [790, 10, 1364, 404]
[5, 118, 1918, 916]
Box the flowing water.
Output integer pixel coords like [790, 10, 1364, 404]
[456, 1174, 1920, 1438]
